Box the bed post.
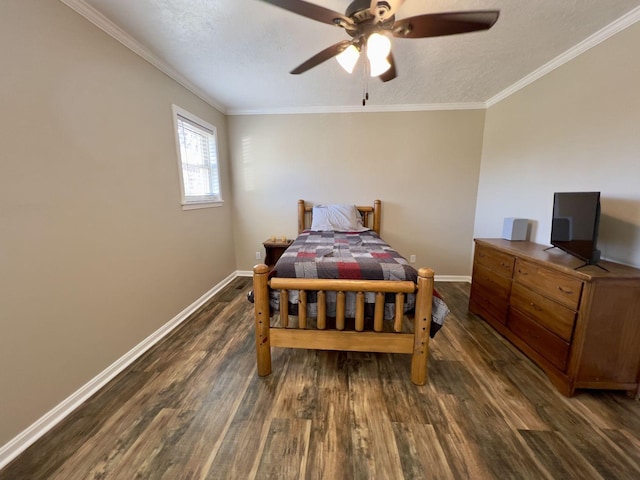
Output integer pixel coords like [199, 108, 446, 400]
[373, 199, 381, 234]
[411, 268, 434, 385]
[253, 264, 272, 376]
[298, 199, 306, 234]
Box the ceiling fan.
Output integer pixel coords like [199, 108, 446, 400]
[260, 0, 500, 82]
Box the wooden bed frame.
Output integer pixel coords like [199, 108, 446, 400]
[252, 200, 435, 385]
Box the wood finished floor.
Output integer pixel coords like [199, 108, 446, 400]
[2, 277, 640, 479]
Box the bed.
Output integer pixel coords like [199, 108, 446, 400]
[251, 200, 448, 385]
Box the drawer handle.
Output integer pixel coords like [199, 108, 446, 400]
[501, 262, 510, 268]
[518, 269, 528, 275]
[557, 286, 573, 295]
[529, 302, 540, 311]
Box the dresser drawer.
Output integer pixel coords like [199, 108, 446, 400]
[474, 245, 515, 278]
[471, 245, 515, 326]
[510, 283, 576, 341]
[508, 308, 570, 372]
[513, 259, 583, 310]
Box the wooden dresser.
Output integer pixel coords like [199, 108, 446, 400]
[469, 238, 640, 397]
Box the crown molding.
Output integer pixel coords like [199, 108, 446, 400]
[227, 102, 486, 116]
[59, 0, 228, 114]
[486, 5, 640, 107]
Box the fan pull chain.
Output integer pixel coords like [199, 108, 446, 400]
[362, 58, 369, 106]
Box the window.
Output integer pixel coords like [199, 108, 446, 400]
[172, 105, 222, 209]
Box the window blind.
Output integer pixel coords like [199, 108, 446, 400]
[176, 113, 220, 203]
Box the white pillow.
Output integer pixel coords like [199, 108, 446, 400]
[311, 204, 367, 232]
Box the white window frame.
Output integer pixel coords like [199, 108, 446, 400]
[172, 105, 223, 210]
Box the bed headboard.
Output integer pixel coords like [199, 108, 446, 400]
[297, 199, 381, 235]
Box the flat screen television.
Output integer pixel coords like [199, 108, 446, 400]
[550, 191, 601, 265]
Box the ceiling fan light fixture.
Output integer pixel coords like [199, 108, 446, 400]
[336, 44, 360, 73]
[366, 32, 391, 61]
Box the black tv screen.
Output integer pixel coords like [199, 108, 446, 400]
[550, 192, 601, 264]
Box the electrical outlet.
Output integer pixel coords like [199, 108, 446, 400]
[255, 251, 261, 260]
[410, 255, 416, 263]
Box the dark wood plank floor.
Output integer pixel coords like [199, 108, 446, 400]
[2, 278, 640, 479]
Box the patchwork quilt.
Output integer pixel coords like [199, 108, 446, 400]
[269, 230, 449, 337]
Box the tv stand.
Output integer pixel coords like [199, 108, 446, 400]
[544, 245, 609, 271]
[470, 238, 640, 397]
[575, 261, 609, 272]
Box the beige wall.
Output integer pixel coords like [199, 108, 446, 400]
[0, 0, 235, 444]
[475, 21, 640, 268]
[228, 110, 486, 276]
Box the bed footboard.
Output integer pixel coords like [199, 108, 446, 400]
[252, 264, 435, 385]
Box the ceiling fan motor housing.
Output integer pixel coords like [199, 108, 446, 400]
[343, 0, 395, 39]
[346, 0, 393, 23]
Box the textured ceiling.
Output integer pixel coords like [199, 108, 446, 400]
[70, 0, 640, 113]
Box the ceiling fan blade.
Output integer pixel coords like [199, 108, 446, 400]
[290, 40, 352, 74]
[378, 52, 397, 82]
[392, 10, 499, 39]
[261, 0, 353, 28]
[370, 0, 405, 23]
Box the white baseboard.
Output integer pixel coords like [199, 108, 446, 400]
[435, 275, 471, 283]
[0, 271, 240, 471]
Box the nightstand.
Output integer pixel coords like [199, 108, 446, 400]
[263, 238, 293, 269]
